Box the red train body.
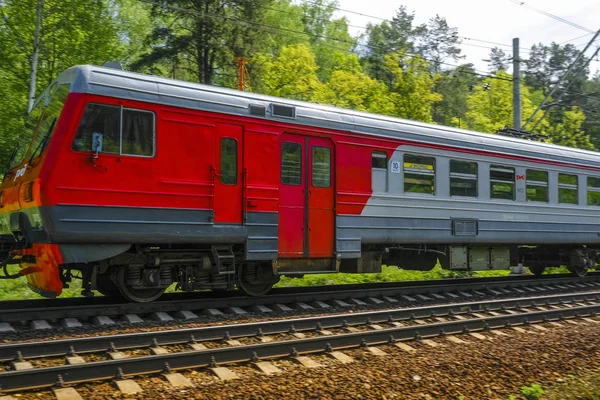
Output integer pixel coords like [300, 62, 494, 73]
[2, 65, 600, 302]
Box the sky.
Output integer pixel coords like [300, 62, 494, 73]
[334, 0, 600, 77]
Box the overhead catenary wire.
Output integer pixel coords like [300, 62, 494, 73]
[507, 0, 594, 34]
[139, 0, 514, 82]
[526, 30, 600, 131]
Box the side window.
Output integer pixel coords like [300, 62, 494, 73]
[587, 177, 600, 206]
[122, 109, 155, 156]
[450, 160, 477, 197]
[558, 173, 578, 204]
[526, 169, 548, 202]
[72, 104, 120, 153]
[372, 151, 387, 192]
[281, 142, 302, 185]
[490, 165, 515, 200]
[72, 103, 155, 157]
[372, 151, 387, 169]
[220, 138, 237, 185]
[404, 154, 435, 194]
[312, 146, 331, 188]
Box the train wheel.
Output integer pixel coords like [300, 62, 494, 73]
[528, 265, 545, 276]
[237, 263, 278, 296]
[96, 272, 123, 299]
[114, 267, 166, 303]
[568, 265, 588, 277]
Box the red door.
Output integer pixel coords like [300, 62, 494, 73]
[307, 137, 334, 257]
[278, 134, 334, 258]
[214, 124, 243, 223]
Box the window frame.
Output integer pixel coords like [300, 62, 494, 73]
[372, 151, 388, 170]
[280, 141, 303, 186]
[220, 137, 238, 186]
[525, 169, 549, 203]
[311, 146, 331, 188]
[449, 159, 478, 197]
[490, 165, 515, 201]
[558, 173, 578, 205]
[71, 102, 156, 158]
[403, 153, 436, 195]
[587, 176, 600, 206]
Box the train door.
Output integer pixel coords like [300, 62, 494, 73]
[213, 124, 243, 223]
[278, 134, 335, 258]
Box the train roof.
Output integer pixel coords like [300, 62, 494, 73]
[54, 64, 600, 169]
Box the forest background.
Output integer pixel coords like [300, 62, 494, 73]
[0, 0, 599, 170]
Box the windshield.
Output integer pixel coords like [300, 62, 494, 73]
[6, 83, 70, 171]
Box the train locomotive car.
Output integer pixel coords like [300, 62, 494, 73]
[1, 64, 600, 302]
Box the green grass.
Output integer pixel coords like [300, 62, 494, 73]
[0, 263, 572, 300]
[275, 264, 570, 288]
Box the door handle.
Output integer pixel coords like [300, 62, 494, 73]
[247, 200, 257, 209]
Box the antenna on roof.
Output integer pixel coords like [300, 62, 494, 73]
[496, 126, 546, 142]
[103, 61, 123, 70]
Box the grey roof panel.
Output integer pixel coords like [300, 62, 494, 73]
[56, 64, 600, 169]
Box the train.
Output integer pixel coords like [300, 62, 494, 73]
[1, 64, 599, 302]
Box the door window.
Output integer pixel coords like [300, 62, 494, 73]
[312, 146, 331, 188]
[281, 142, 302, 185]
[220, 138, 237, 185]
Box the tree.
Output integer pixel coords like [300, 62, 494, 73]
[384, 51, 442, 122]
[358, 6, 425, 85]
[0, 0, 125, 170]
[251, 44, 321, 101]
[132, 0, 275, 86]
[484, 47, 510, 73]
[460, 72, 546, 134]
[546, 106, 594, 150]
[418, 15, 463, 73]
[313, 53, 394, 114]
[431, 63, 480, 127]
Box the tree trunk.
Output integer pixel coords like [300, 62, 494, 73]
[27, 0, 45, 113]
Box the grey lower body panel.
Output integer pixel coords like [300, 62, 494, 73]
[36, 205, 278, 263]
[336, 214, 600, 257]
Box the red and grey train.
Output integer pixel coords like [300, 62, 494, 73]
[1, 64, 600, 302]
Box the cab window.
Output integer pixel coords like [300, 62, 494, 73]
[72, 103, 155, 157]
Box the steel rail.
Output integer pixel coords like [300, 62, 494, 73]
[0, 301, 598, 391]
[1, 290, 599, 361]
[1, 273, 599, 323]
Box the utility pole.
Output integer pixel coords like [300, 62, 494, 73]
[235, 57, 249, 91]
[512, 37, 521, 130]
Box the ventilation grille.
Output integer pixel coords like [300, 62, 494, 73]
[23, 181, 35, 203]
[272, 104, 296, 119]
[452, 219, 478, 236]
[249, 104, 266, 116]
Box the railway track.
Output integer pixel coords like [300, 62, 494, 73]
[1, 273, 599, 332]
[1, 289, 599, 392]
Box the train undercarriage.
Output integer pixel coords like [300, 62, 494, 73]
[46, 243, 600, 303]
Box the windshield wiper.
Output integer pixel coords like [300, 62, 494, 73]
[3, 146, 19, 175]
[29, 118, 56, 163]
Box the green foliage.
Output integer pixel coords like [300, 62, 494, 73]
[460, 71, 546, 134]
[0, 0, 126, 170]
[520, 383, 544, 400]
[547, 106, 595, 150]
[385, 51, 443, 122]
[252, 44, 322, 101]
